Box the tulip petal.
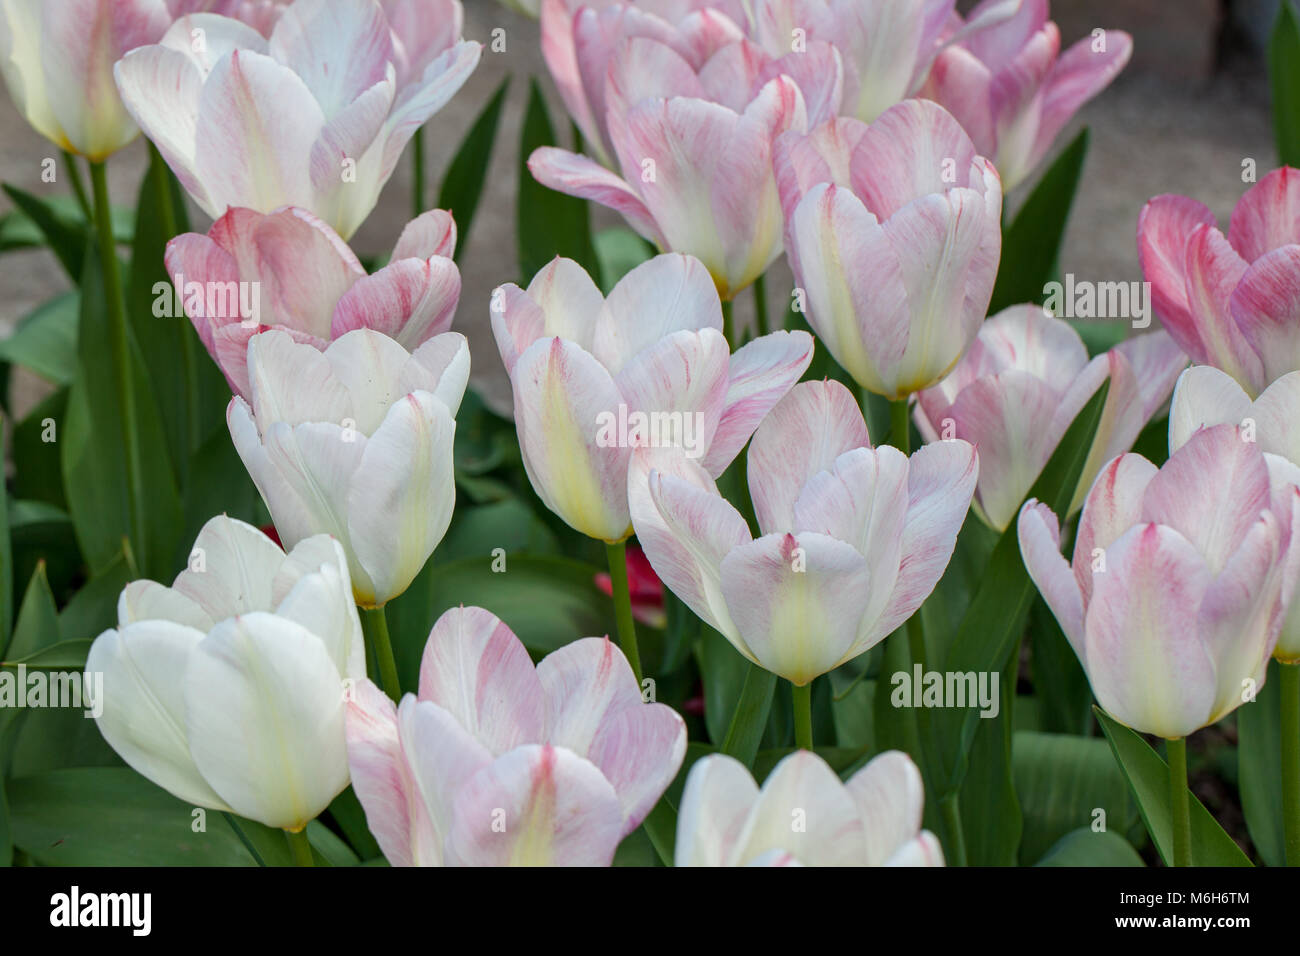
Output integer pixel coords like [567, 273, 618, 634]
[527, 147, 663, 248]
[168, 514, 285, 622]
[491, 257, 606, 374]
[1230, 243, 1300, 390]
[1017, 499, 1085, 653]
[1169, 365, 1254, 456]
[114, 45, 207, 206]
[267, 0, 392, 116]
[330, 255, 460, 350]
[1072, 452, 1159, 606]
[1137, 195, 1218, 361]
[674, 753, 760, 867]
[1228, 166, 1300, 264]
[844, 751, 927, 866]
[391, 208, 456, 261]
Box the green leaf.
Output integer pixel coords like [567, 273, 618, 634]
[4, 563, 60, 662]
[750, 745, 870, 782]
[936, 382, 1111, 795]
[1236, 660, 1287, 867]
[1, 639, 91, 669]
[59, 551, 132, 644]
[12, 388, 68, 510]
[719, 663, 777, 768]
[956, 657, 1021, 866]
[1095, 708, 1252, 867]
[594, 227, 656, 292]
[0, 452, 11, 644]
[1035, 828, 1145, 866]
[517, 77, 596, 279]
[697, 627, 752, 746]
[988, 127, 1090, 313]
[0, 184, 88, 280]
[306, 820, 360, 866]
[1270, 0, 1300, 165]
[327, 787, 382, 861]
[438, 75, 511, 263]
[9, 768, 262, 865]
[1013, 730, 1140, 865]
[0, 292, 78, 384]
[1029, 596, 1093, 736]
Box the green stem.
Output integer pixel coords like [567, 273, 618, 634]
[939, 794, 968, 867]
[1167, 736, 1191, 867]
[890, 397, 911, 454]
[284, 828, 315, 867]
[1280, 662, 1300, 866]
[63, 151, 92, 221]
[753, 273, 769, 339]
[721, 298, 735, 351]
[605, 541, 643, 685]
[792, 681, 813, 750]
[412, 127, 426, 219]
[360, 606, 401, 701]
[90, 160, 148, 573]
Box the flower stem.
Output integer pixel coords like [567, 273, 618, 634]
[360, 606, 401, 701]
[284, 828, 314, 867]
[1280, 661, 1300, 866]
[890, 397, 911, 454]
[753, 273, 769, 338]
[1167, 736, 1191, 867]
[721, 298, 735, 351]
[90, 160, 148, 573]
[63, 150, 92, 221]
[792, 681, 813, 750]
[605, 541, 643, 685]
[412, 127, 426, 219]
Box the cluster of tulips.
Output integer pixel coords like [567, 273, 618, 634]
[0, 0, 1297, 869]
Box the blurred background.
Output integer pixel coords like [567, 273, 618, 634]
[0, 0, 1283, 418]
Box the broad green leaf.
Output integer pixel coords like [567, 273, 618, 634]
[327, 787, 381, 861]
[12, 387, 68, 509]
[517, 77, 596, 279]
[1270, 0, 1300, 165]
[594, 227, 656, 292]
[306, 819, 360, 866]
[438, 75, 511, 263]
[1029, 597, 1093, 736]
[750, 745, 871, 782]
[434, 498, 558, 565]
[697, 627, 752, 746]
[7, 500, 77, 613]
[1013, 730, 1140, 865]
[9, 768, 260, 865]
[1236, 661, 1286, 867]
[4, 563, 59, 662]
[0, 453, 11, 644]
[988, 127, 1090, 313]
[1035, 828, 1145, 866]
[0, 292, 78, 385]
[1095, 707, 1252, 867]
[59, 551, 132, 644]
[0, 184, 88, 280]
[957, 655, 1021, 865]
[1, 639, 91, 669]
[719, 663, 777, 769]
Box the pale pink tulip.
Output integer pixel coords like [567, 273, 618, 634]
[914, 305, 1187, 531]
[346, 606, 687, 866]
[492, 253, 813, 543]
[165, 0, 287, 35]
[1019, 424, 1300, 739]
[676, 750, 942, 866]
[919, 0, 1131, 192]
[0, 0, 171, 160]
[165, 205, 459, 397]
[629, 379, 977, 686]
[1138, 167, 1300, 398]
[532, 19, 819, 299]
[114, 0, 481, 238]
[775, 100, 1002, 399]
[227, 328, 467, 607]
[1170, 365, 1300, 662]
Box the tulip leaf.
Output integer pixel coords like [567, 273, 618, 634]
[1, 639, 93, 670]
[0, 291, 78, 386]
[956, 651, 1021, 865]
[719, 662, 778, 769]
[1236, 660, 1287, 867]
[0, 460, 11, 646]
[0, 184, 88, 281]
[8, 768, 263, 865]
[594, 227, 657, 292]
[1013, 731, 1141, 865]
[988, 127, 1089, 314]
[1270, 0, 1300, 166]
[4, 563, 60, 663]
[1035, 828, 1145, 866]
[439, 75, 511, 264]
[936, 381, 1111, 795]
[12, 388, 68, 510]
[1094, 708, 1252, 867]
[517, 77, 597, 280]
[327, 787, 382, 861]
[1029, 596, 1093, 736]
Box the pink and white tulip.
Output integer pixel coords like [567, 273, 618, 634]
[914, 305, 1187, 531]
[531, 19, 815, 299]
[492, 254, 813, 543]
[1018, 424, 1300, 739]
[1139, 167, 1300, 398]
[629, 379, 978, 686]
[166, 205, 459, 398]
[919, 0, 1132, 191]
[0, 0, 171, 160]
[775, 100, 1002, 399]
[165, 0, 287, 35]
[114, 0, 481, 238]
[345, 606, 687, 866]
[676, 750, 942, 866]
[88, 516, 365, 831]
[1170, 365, 1300, 662]
[227, 328, 467, 607]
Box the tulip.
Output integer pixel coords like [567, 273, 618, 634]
[774, 100, 1002, 399]
[0, 0, 171, 160]
[165, 0, 287, 35]
[919, 0, 1132, 192]
[1018, 423, 1300, 740]
[491, 253, 813, 544]
[914, 304, 1187, 531]
[676, 749, 943, 866]
[629, 378, 977, 687]
[87, 515, 365, 832]
[227, 327, 466, 607]
[165, 205, 460, 398]
[114, 0, 481, 238]
[345, 606, 687, 866]
[1138, 167, 1300, 398]
[531, 24, 821, 299]
[746, 0, 1019, 124]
